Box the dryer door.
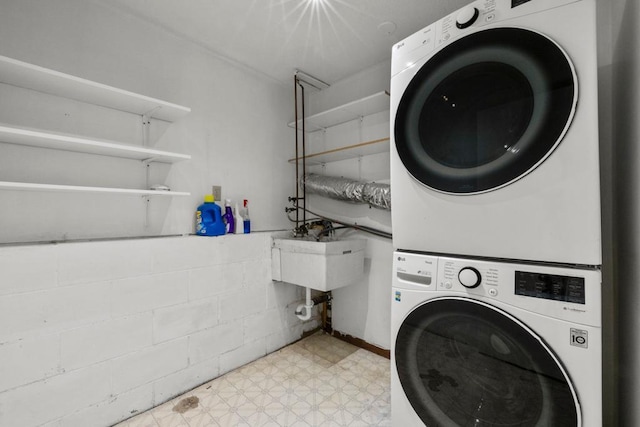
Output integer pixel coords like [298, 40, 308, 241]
[394, 27, 576, 194]
[395, 297, 579, 426]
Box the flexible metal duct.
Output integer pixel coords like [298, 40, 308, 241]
[303, 173, 391, 210]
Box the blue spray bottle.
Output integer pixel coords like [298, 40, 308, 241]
[243, 199, 251, 233]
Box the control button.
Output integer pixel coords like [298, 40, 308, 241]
[444, 281, 452, 289]
[485, 13, 495, 22]
[489, 288, 498, 297]
[456, 6, 480, 29]
[458, 267, 481, 288]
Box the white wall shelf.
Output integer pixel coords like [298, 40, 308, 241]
[0, 55, 191, 201]
[0, 124, 190, 163]
[0, 181, 190, 196]
[288, 137, 389, 165]
[288, 91, 390, 132]
[0, 55, 191, 122]
[0, 54, 192, 203]
[288, 90, 391, 165]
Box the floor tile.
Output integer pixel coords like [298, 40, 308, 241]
[118, 332, 390, 427]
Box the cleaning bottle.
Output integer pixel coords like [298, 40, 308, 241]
[243, 199, 251, 234]
[222, 199, 235, 234]
[195, 195, 225, 236]
[234, 202, 244, 234]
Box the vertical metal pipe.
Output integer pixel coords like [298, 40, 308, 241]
[294, 76, 300, 230]
[301, 83, 306, 227]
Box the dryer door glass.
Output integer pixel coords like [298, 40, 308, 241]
[394, 28, 575, 194]
[395, 298, 578, 426]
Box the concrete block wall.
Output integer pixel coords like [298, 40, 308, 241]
[0, 233, 317, 427]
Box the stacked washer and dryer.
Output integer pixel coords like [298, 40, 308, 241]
[389, 0, 603, 426]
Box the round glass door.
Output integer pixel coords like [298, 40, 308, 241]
[394, 28, 576, 194]
[395, 298, 579, 426]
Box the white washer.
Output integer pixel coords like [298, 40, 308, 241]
[390, 0, 601, 265]
[391, 251, 602, 426]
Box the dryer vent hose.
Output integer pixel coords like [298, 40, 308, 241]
[303, 173, 391, 210]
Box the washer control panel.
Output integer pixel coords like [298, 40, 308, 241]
[394, 253, 438, 291]
[440, 257, 500, 297]
[393, 251, 601, 326]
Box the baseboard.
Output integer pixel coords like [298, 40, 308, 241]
[330, 330, 391, 359]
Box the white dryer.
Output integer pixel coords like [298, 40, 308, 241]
[390, 0, 601, 265]
[391, 251, 602, 426]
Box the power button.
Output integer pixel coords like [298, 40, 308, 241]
[488, 288, 498, 297]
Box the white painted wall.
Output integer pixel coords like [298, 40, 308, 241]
[0, 233, 317, 426]
[303, 62, 393, 350]
[0, 0, 294, 244]
[0, 2, 320, 426]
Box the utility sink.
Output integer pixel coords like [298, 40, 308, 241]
[271, 237, 366, 291]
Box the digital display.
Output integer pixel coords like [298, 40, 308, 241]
[515, 271, 585, 304]
[512, 0, 532, 8]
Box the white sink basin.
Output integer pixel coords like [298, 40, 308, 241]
[271, 237, 366, 291]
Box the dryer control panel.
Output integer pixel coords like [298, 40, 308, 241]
[391, 0, 582, 77]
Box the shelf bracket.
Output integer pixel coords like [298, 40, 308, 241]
[144, 162, 151, 229]
[142, 106, 162, 147]
[141, 156, 159, 164]
[141, 106, 160, 230]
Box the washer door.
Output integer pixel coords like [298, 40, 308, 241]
[395, 298, 579, 426]
[394, 28, 576, 194]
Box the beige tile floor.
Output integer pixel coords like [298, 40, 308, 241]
[115, 332, 391, 427]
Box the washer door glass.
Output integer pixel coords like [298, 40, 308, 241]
[395, 298, 578, 426]
[394, 28, 576, 194]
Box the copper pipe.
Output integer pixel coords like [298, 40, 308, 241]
[322, 300, 328, 331]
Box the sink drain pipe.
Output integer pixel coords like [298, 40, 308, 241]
[295, 289, 332, 321]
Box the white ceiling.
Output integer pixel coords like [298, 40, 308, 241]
[101, 0, 471, 86]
